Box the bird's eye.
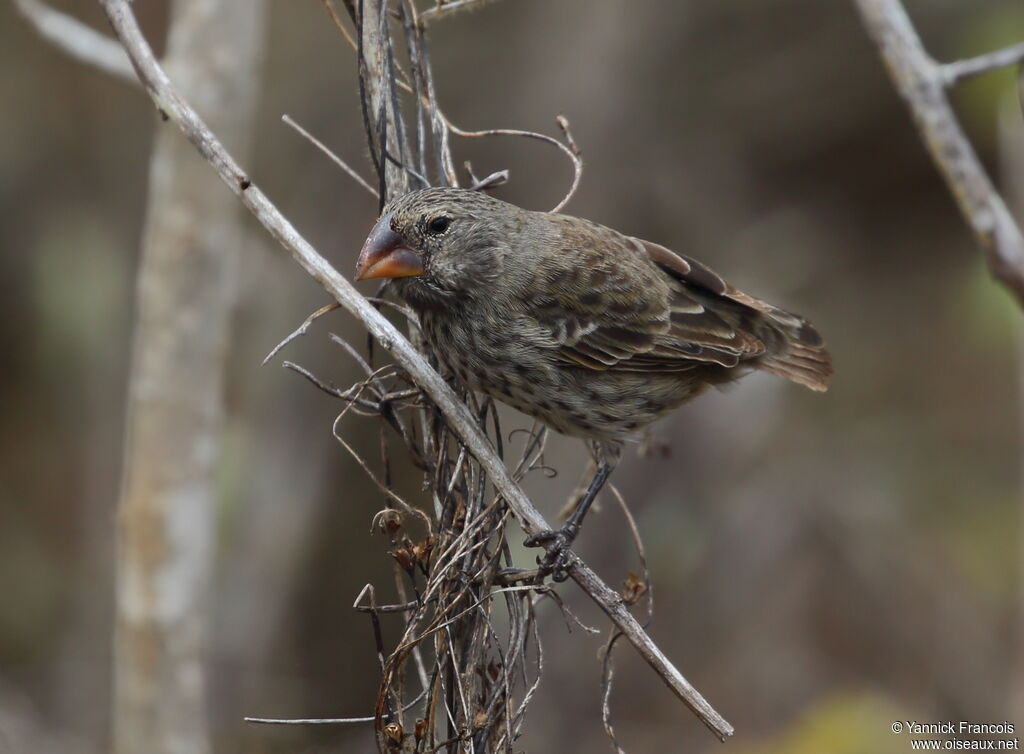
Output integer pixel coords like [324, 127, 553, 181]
[427, 215, 451, 235]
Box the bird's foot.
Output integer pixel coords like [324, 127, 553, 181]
[524, 524, 579, 583]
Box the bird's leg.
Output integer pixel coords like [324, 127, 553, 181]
[561, 458, 613, 540]
[526, 460, 612, 581]
[525, 441, 619, 582]
[555, 456, 597, 521]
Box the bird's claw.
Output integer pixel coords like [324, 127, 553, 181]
[524, 526, 578, 582]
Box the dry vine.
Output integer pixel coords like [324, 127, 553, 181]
[253, 3, 658, 750]
[36, 0, 741, 749]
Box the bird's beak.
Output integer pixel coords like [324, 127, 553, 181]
[355, 214, 424, 281]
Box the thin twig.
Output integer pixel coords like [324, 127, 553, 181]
[941, 41, 1024, 87]
[320, 0, 360, 53]
[539, 588, 601, 636]
[468, 167, 510, 192]
[420, 0, 499, 24]
[262, 302, 340, 365]
[597, 485, 653, 753]
[246, 690, 427, 724]
[609, 483, 653, 624]
[332, 397, 432, 531]
[445, 116, 584, 213]
[282, 360, 381, 411]
[329, 333, 378, 378]
[600, 631, 629, 754]
[281, 115, 379, 198]
[247, 716, 381, 724]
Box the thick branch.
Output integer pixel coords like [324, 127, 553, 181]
[97, 0, 734, 740]
[853, 0, 1024, 305]
[15, 0, 135, 83]
[110, 2, 267, 753]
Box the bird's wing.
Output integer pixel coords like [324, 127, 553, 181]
[533, 217, 769, 373]
[639, 238, 832, 390]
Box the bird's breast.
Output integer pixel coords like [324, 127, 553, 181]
[416, 307, 701, 441]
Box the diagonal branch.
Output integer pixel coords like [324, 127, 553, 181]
[97, 0, 734, 742]
[15, 0, 135, 83]
[853, 0, 1024, 306]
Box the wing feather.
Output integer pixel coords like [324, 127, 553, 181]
[531, 217, 832, 390]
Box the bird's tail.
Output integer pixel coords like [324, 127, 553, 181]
[756, 308, 833, 392]
[641, 240, 833, 392]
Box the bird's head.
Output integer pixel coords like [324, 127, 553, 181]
[355, 187, 513, 310]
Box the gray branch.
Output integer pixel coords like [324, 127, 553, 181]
[360, 0, 411, 202]
[97, 0, 734, 741]
[109, 1, 267, 753]
[941, 41, 1024, 87]
[14, 0, 135, 83]
[853, 0, 1024, 305]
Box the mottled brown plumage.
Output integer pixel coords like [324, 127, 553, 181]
[355, 187, 831, 576]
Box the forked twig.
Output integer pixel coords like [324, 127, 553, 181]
[262, 302, 340, 365]
[853, 0, 1024, 305]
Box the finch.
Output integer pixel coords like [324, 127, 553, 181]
[355, 187, 831, 576]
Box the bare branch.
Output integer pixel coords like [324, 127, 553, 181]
[420, 0, 499, 25]
[853, 0, 1024, 305]
[262, 301, 340, 365]
[609, 484, 652, 623]
[245, 690, 426, 724]
[247, 714, 381, 724]
[319, 0, 359, 53]
[600, 632, 629, 754]
[14, 0, 135, 83]
[941, 41, 1024, 87]
[108, 2, 268, 753]
[97, 0, 733, 741]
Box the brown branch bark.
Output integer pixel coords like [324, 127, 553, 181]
[97, 0, 734, 741]
[111, 2, 267, 753]
[852, 0, 1024, 306]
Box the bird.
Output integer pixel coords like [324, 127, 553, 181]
[355, 187, 831, 579]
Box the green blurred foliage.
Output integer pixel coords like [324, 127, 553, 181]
[956, 258, 1021, 351]
[952, 6, 1024, 142]
[733, 691, 911, 754]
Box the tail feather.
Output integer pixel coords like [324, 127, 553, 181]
[758, 318, 832, 392]
[638, 238, 832, 392]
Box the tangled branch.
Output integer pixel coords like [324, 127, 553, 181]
[95, 0, 734, 748]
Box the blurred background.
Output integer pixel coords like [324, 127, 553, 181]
[4, 0, 1024, 752]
